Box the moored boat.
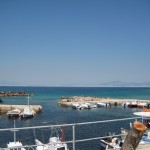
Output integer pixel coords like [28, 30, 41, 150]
[89, 104, 97, 108]
[19, 95, 36, 119]
[7, 120, 26, 150]
[72, 103, 80, 109]
[35, 137, 68, 150]
[79, 103, 90, 109]
[137, 102, 147, 108]
[7, 109, 21, 118]
[97, 102, 106, 107]
[100, 128, 150, 149]
[7, 141, 26, 150]
[35, 127, 68, 150]
[133, 111, 150, 128]
[122, 102, 130, 107]
[100, 134, 123, 149]
[128, 101, 138, 108]
[20, 107, 36, 119]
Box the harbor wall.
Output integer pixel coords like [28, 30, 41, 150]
[0, 104, 42, 113]
[58, 96, 150, 107]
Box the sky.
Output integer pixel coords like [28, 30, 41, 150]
[0, 0, 150, 87]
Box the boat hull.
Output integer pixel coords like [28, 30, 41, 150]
[20, 114, 34, 119]
[7, 114, 20, 118]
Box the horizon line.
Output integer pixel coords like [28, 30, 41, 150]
[0, 85, 150, 88]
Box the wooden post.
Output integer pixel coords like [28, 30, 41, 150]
[121, 121, 147, 150]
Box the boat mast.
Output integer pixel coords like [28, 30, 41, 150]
[14, 119, 16, 143]
[27, 94, 30, 106]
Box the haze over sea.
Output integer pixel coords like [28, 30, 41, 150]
[0, 86, 150, 150]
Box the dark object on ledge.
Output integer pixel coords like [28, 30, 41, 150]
[0, 98, 3, 103]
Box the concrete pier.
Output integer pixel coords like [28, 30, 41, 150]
[0, 104, 42, 113]
[58, 96, 150, 107]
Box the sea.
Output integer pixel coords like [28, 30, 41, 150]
[0, 86, 150, 150]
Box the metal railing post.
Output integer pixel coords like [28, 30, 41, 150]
[72, 125, 75, 150]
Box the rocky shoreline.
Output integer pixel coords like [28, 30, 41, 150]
[58, 96, 150, 107]
[0, 91, 34, 97]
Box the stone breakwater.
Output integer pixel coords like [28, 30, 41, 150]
[0, 91, 34, 97]
[0, 104, 42, 113]
[58, 96, 150, 107]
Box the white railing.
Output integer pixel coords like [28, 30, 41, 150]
[0, 117, 142, 150]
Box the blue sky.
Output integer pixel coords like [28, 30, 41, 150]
[0, 0, 150, 86]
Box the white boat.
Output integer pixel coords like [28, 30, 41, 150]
[133, 111, 150, 117]
[100, 126, 150, 150]
[7, 141, 26, 150]
[137, 102, 147, 108]
[35, 127, 68, 150]
[123, 101, 139, 108]
[100, 128, 128, 149]
[35, 137, 68, 150]
[20, 107, 36, 118]
[133, 111, 150, 128]
[128, 101, 138, 108]
[97, 102, 106, 107]
[72, 103, 93, 110]
[7, 109, 21, 118]
[72, 103, 80, 109]
[100, 133, 150, 150]
[20, 95, 36, 119]
[79, 103, 90, 109]
[7, 120, 26, 150]
[100, 135, 123, 149]
[122, 102, 130, 107]
[89, 104, 97, 108]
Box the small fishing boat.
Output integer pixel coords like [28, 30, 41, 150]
[100, 130, 150, 150]
[137, 102, 147, 108]
[19, 95, 36, 119]
[128, 101, 138, 108]
[133, 111, 150, 128]
[35, 127, 68, 150]
[20, 107, 36, 119]
[100, 128, 128, 149]
[79, 103, 90, 109]
[100, 135, 123, 149]
[122, 102, 130, 107]
[7, 109, 21, 118]
[7, 141, 26, 150]
[7, 120, 26, 150]
[73, 103, 91, 110]
[97, 102, 106, 107]
[35, 137, 68, 150]
[89, 104, 97, 108]
[72, 103, 80, 109]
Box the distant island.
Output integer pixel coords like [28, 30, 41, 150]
[0, 91, 34, 97]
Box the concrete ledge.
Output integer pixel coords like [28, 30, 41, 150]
[0, 104, 42, 113]
[58, 96, 150, 107]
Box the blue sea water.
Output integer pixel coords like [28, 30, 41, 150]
[0, 86, 150, 150]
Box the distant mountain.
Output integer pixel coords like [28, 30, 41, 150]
[0, 81, 19, 86]
[0, 80, 150, 87]
[97, 81, 150, 87]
